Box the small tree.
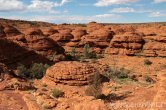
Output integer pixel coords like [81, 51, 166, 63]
[83, 44, 91, 59]
[17, 64, 29, 78]
[29, 63, 49, 79]
[51, 88, 64, 98]
[85, 72, 102, 99]
[70, 47, 76, 58]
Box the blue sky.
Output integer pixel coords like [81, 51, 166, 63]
[0, 0, 165, 23]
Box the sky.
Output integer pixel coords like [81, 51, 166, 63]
[0, 0, 165, 24]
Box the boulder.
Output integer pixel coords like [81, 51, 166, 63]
[43, 61, 98, 86]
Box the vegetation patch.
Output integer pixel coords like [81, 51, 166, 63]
[51, 88, 64, 98]
[85, 72, 103, 99]
[17, 63, 50, 79]
[103, 65, 135, 84]
[144, 59, 152, 65]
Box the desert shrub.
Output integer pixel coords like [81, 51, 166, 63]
[105, 67, 130, 80]
[66, 47, 80, 61]
[17, 63, 49, 79]
[17, 64, 29, 78]
[70, 47, 76, 58]
[29, 63, 50, 79]
[89, 51, 97, 59]
[65, 53, 73, 61]
[43, 104, 52, 109]
[144, 75, 155, 84]
[51, 88, 64, 98]
[47, 51, 57, 61]
[85, 72, 103, 99]
[83, 44, 91, 59]
[42, 83, 47, 87]
[82, 44, 97, 59]
[144, 59, 152, 65]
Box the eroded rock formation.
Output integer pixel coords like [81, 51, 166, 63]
[43, 61, 98, 86]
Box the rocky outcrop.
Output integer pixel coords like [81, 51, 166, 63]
[24, 28, 44, 36]
[71, 29, 87, 41]
[105, 32, 144, 56]
[3, 25, 22, 37]
[87, 22, 104, 33]
[0, 24, 6, 38]
[42, 28, 58, 36]
[43, 61, 98, 86]
[143, 41, 166, 57]
[142, 33, 166, 57]
[0, 63, 13, 81]
[0, 39, 52, 69]
[24, 28, 65, 61]
[50, 30, 74, 42]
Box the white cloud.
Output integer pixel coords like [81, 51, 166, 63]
[110, 7, 153, 13]
[0, 0, 70, 13]
[95, 14, 121, 18]
[0, 0, 25, 11]
[111, 7, 135, 13]
[149, 11, 166, 17]
[27, 0, 57, 13]
[153, 0, 166, 3]
[94, 0, 138, 7]
[55, 0, 71, 6]
[1, 13, 121, 23]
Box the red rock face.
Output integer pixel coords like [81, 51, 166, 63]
[0, 25, 66, 68]
[42, 28, 58, 36]
[105, 32, 144, 56]
[0, 24, 6, 38]
[143, 39, 166, 57]
[3, 25, 22, 37]
[87, 22, 104, 33]
[0, 39, 53, 68]
[71, 29, 87, 41]
[24, 28, 44, 36]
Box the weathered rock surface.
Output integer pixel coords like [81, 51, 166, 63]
[0, 24, 6, 38]
[143, 41, 166, 57]
[71, 29, 87, 41]
[105, 32, 144, 55]
[42, 28, 58, 36]
[0, 39, 52, 69]
[3, 25, 22, 37]
[43, 61, 98, 86]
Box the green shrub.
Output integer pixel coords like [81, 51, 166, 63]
[17, 63, 49, 79]
[17, 64, 29, 78]
[82, 44, 97, 59]
[29, 63, 50, 79]
[105, 67, 130, 80]
[70, 47, 76, 58]
[42, 83, 47, 87]
[83, 44, 91, 59]
[144, 59, 152, 65]
[85, 72, 102, 99]
[51, 88, 64, 98]
[47, 51, 57, 61]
